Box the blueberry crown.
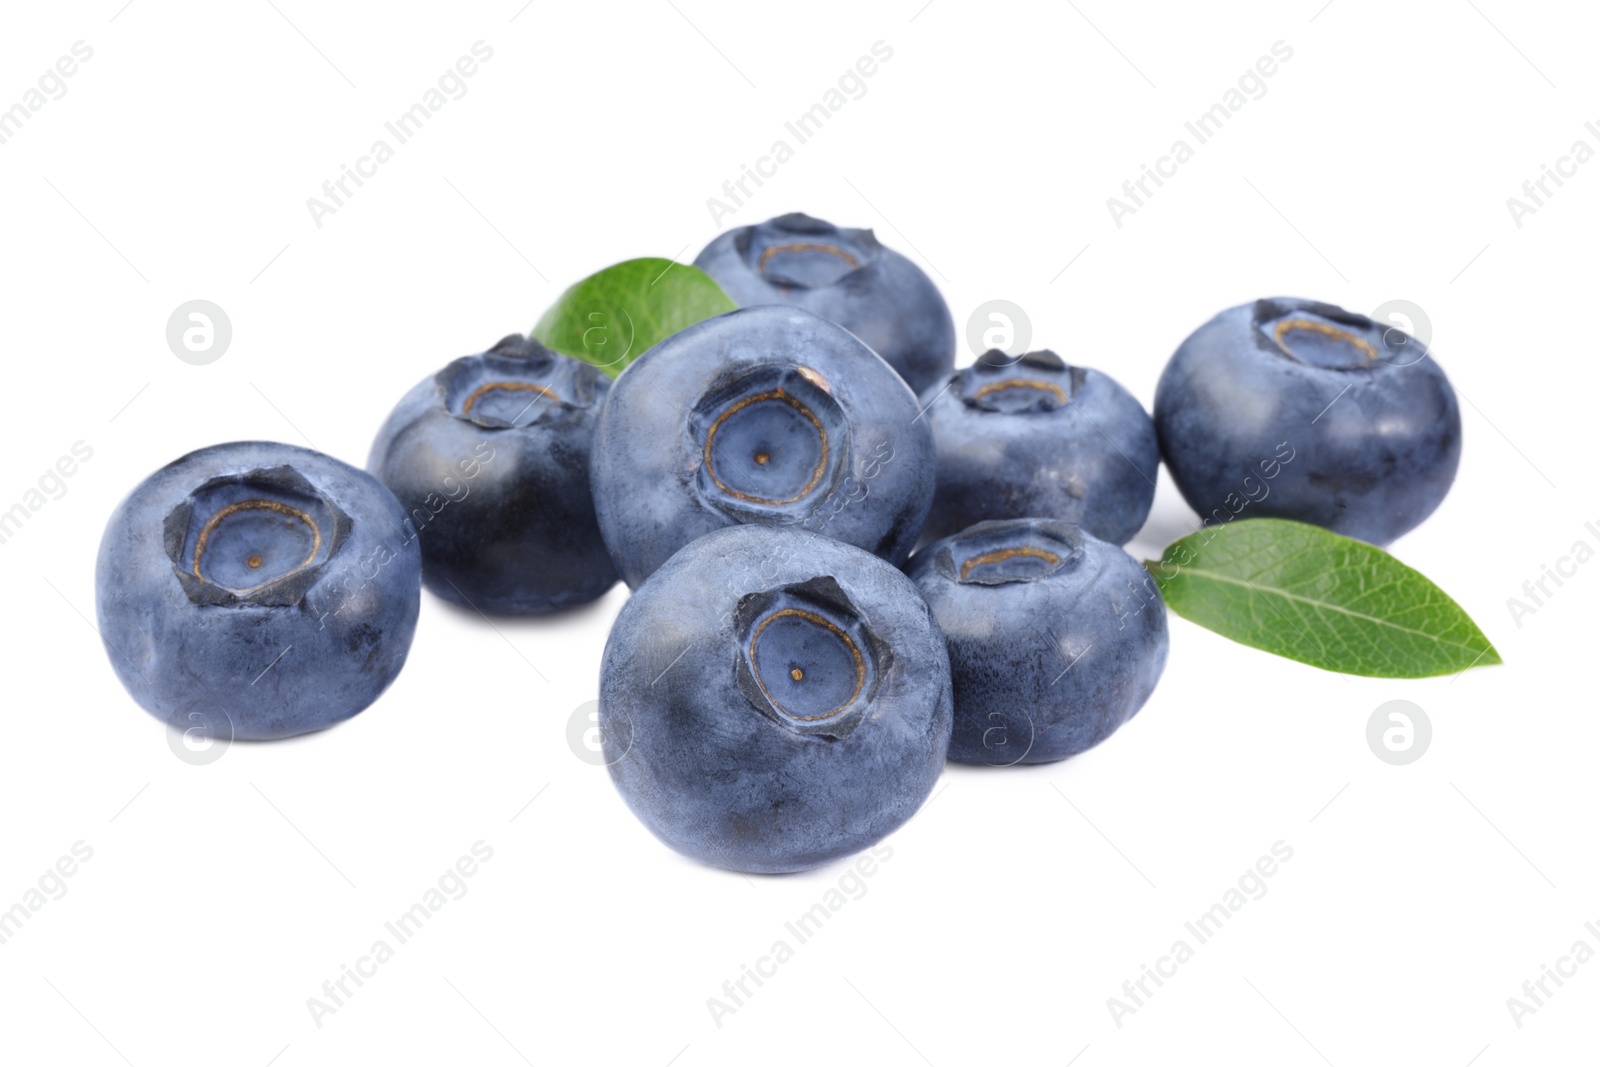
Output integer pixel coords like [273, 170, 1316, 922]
[957, 350, 1086, 414]
[930, 519, 1085, 586]
[436, 334, 604, 428]
[736, 214, 883, 289]
[161, 465, 353, 607]
[1250, 298, 1421, 371]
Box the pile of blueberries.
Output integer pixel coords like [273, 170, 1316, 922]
[97, 212, 1461, 874]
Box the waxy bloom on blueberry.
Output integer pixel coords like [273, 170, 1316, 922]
[694, 212, 956, 395]
[908, 519, 1168, 765]
[590, 306, 936, 588]
[95, 441, 421, 740]
[1155, 298, 1461, 545]
[369, 334, 618, 614]
[919, 349, 1159, 546]
[600, 525, 952, 873]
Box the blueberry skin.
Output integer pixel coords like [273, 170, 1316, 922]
[1155, 298, 1461, 545]
[96, 441, 421, 741]
[600, 525, 953, 874]
[907, 519, 1168, 766]
[591, 305, 937, 589]
[920, 350, 1158, 546]
[694, 212, 956, 395]
[368, 335, 618, 614]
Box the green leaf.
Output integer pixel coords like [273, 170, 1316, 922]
[531, 258, 736, 378]
[1147, 518, 1500, 678]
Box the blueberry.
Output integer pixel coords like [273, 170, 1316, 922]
[591, 306, 936, 588]
[694, 212, 956, 395]
[907, 519, 1168, 765]
[95, 441, 421, 740]
[919, 349, 1159, 545]
[600, 525, 952, 873]
[1155, 298, 1461, 545]
[368, 334, 618, 614]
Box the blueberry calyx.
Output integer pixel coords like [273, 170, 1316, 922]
[689, 364, 851, 519]
[958, 350, 1088, 415]
[735, 213, 883, 290]
[732, 575, 887, 740]
[436, 334, 601, 430]
[1251, 298, 1409, 371]
[161, 464, 352, 607]
[929, 518, 1085, 587]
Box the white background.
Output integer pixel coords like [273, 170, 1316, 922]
[1, 1, 1593, 1064]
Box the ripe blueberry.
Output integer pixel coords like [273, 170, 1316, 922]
[96, 441, 421, 740]
[590, 306, 936, 588]
[1155, 298, 1461, 545]
[600, 525, 953, 873]
[907, 519, 1168, 765]
[368, 334, 618, 614]
[694, 212, 956, 394]
[919, 349, 1158, 545]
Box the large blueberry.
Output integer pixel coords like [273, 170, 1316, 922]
[919, 349, 1158, 545]
[368, 334, 617, 614]
[599, 525, 952, 873]
[1155, 298, 1461, 545]
[96, 441, 421, 740]
[694, 212, 956, 395]
[591, 306, 936, 588]
[907, 519, 1168, 766]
